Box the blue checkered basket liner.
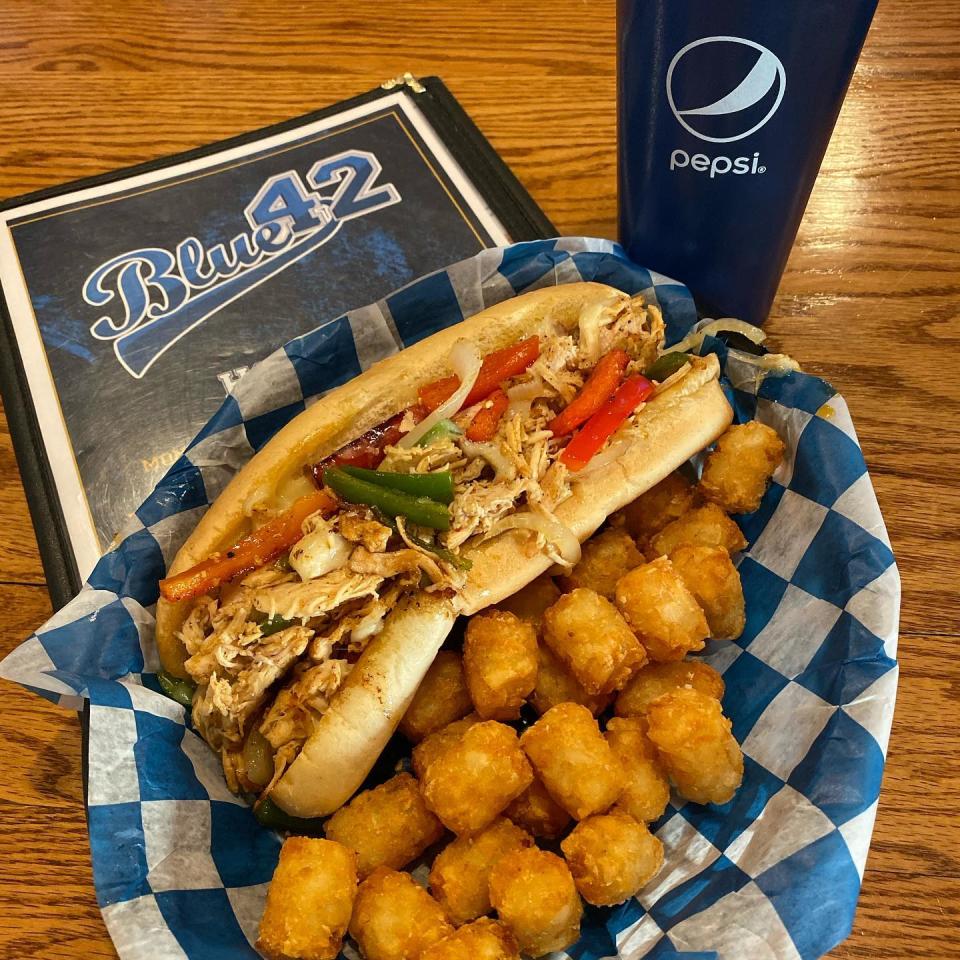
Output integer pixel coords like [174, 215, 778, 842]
[0, 238, 899, 960]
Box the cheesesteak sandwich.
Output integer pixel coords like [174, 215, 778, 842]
[155, 282, 732, 818]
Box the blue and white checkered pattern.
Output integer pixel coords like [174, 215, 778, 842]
[0, 238, 898, 960]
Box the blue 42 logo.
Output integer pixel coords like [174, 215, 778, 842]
[246, 152, 399, 239]
[82, 150, 400, 379]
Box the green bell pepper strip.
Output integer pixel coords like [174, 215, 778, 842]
[406, 530, 473, 572]
[339, 465, 454, 504]
[645, 351, 692, 382]
[254, 797, 325, 835]
[416, 418, 462, 448]
[260, 615, 295, 637]
[157, 670, 196, 708]
[323, 467, 451, 531]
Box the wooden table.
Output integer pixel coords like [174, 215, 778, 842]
[0, 1, 957, 956]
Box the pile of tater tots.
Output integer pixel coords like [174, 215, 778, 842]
[257, 420, 786, 960]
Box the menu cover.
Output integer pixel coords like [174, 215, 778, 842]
[0, 75, 554, 608]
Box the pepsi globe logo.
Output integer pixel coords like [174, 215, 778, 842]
[666, 36, 786, 144]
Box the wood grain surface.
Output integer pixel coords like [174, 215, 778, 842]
[0, 1, 957, 957]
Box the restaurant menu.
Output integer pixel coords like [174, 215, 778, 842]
[0, 76, 553, 606]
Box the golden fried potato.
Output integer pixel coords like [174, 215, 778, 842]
[699, 420, 786, 514]
[615, 660, 724, 718]
[412, 714, 481, 780]
[543, 588, 646, 695]
[428, 817, 533, 925]
[400, 651, 474, 743]
[613, 471, 698, 541]
[257, 837, 357, 960]
[324, 773, 443, 878]
[646, 502, 748, 559]
[560, 528, 645, 600]
[669, 544, 746, 640]
[488, 847, 582, 957]
[529, 644, 612, 716]
[503, 775, 572, 839]
[420, 721, 533, 835]
[464, 611, 539, 721]
[605, 716, 670, 824]
[615, 558, 709, 662]
[349, 866, 452, 960]
[645, 687, 744, 805]
[560, 812, 664, 906]
[419, 918, 520, 960]
[520, 702, 624, 820]
[496, 575, 561, 630]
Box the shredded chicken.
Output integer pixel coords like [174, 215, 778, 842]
[252, 567, 383, 621]
[596, 296, 664, 370]
[192, 624, 313, 750]
[529, 334, 583, 402]
[339, 509, 393, 552]
[258, 658, 352, 791]
[380, 438, 465, 475]
[349, 544, 446, 585]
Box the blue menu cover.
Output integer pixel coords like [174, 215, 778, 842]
[0, 76, 553, 604]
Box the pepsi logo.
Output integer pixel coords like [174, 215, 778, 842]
[666, 36, 786, 144]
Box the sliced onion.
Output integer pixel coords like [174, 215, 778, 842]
[572, 438, 632, 479]
[484, 511, 581, 567]
[460, 439, 517, 481]
[577, 296, 622, 367]
[399, 340, 482, 448]
[288, 529, 351, 582]
[664, 318, 766, 356]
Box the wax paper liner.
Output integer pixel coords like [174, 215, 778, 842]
[0, 238, 899, 960]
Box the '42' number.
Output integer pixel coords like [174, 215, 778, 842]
[244, 151, 400, 238]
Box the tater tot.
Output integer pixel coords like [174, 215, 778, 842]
[412, 714, 480, 780]
[560, 812, 664, 906]
[503, 775, 572, 839]
[496, 575, 561, 630]
[645, 687, 744, 805]
[520, 702, 624, 819]
[529, 644, 612, 716]
[560, 528, 645, 600]
[543, 588, 646, 695]
[605, 716, 670, 824]
[324, 773, 444, 877]
[488, 847, 582, 957]
[349, 867, 453, 960]
[699, 420, 786, 514]
[613, 471, 698, 541]
[615, 660, 724, 717]
[463, 611, 539, 721]
[615, 558, 709, 662]
[669, 544, 746, 640]
[400, 651, 474, 743]
[646, 502, 748, 559]
[419, 918, 521, 960]
[420, 721, 533, 835]
[429, 817, 533, 925]
[257, 837, 357, 960]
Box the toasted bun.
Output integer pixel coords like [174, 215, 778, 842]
[270, 591, 457, 818]
[153, 282, 733, 817]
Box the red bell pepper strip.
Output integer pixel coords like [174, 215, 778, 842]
[316, 406, 427, 478]
[418, 336, 540, 413]
[466, 389, 510, 441]
[560, 375, 655, 472]
[548, 349, 630, 436]
[159, 488, 338, 603]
